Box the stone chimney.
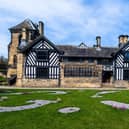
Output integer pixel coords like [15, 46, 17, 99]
[96, 36, 101, 48]
[124, 35, 128, 43]
[119, 35, 128, 47]
[39, 21, 44, 35]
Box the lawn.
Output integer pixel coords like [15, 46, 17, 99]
[0, 89, 129, 129]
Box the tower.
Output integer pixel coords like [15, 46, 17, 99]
[7, 19, 43, 79]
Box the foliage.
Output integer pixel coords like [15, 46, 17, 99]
[0, 76, 6, 82]
[0, 56, 8, 75]
[0, 56, 7, 64]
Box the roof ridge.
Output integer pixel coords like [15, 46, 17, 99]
[9, 18, 38, 30]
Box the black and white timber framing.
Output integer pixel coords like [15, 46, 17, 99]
[20, 36, 63, 79]
[114, 42, 129, 80]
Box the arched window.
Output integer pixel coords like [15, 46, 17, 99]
[13, 55, 17, 66]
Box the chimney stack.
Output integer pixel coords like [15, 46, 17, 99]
[96, 36, 101, 48]
[119, 35, 128, 47]
[124, 35, 128, 43]
[39, 21, 44, 35]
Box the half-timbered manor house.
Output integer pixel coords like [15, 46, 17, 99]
[7, 19, 129, 88]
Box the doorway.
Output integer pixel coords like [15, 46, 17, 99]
[123, 70, 129, 80]
[102, 71, 113, 83]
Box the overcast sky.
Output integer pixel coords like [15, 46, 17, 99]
[0, 0, 129, 57]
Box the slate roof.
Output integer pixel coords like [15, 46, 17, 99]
[56, 45, 119, 58]
[9, 19, 38, 31]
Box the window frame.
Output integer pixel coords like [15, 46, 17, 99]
[36, 67, 49, 79]
[36, 50, 49, 61]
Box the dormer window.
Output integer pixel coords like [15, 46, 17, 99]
[36, 50, 49, 61]
[78, 42, 88, 49]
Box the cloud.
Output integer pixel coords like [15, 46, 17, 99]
[0, 34, 9, 57]
[0, 0, 129, 56]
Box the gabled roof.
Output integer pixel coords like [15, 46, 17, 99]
[113, 41, 129, 57]
[19, 35, 64, 54]
[9, 19, 38, 31]
[56, 45, 118, 58]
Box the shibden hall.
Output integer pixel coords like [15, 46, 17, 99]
[7, 19, 129, 88]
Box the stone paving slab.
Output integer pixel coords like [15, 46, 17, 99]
[0, 90, 67, 95]
[91, 91, 119, 98]
[101, 100, 129, 110]
[0, 99, 59, 112]
[58, 107, 80, 114]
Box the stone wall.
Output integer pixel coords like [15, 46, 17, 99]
[114, 80, 129, 88]
[22, 79, 59, 88]
[16, 53, 25, 87]
[8, 33, 20, 65]
[60, 62, 102, 88]
[7, 68, 16, 78]
[62, 77, 101, 88]
[7, 32, 20, 78]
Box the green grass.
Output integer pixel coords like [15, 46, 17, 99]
[0, 89, 129, 129]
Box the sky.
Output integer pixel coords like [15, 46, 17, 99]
[0, 0, 129, 57]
